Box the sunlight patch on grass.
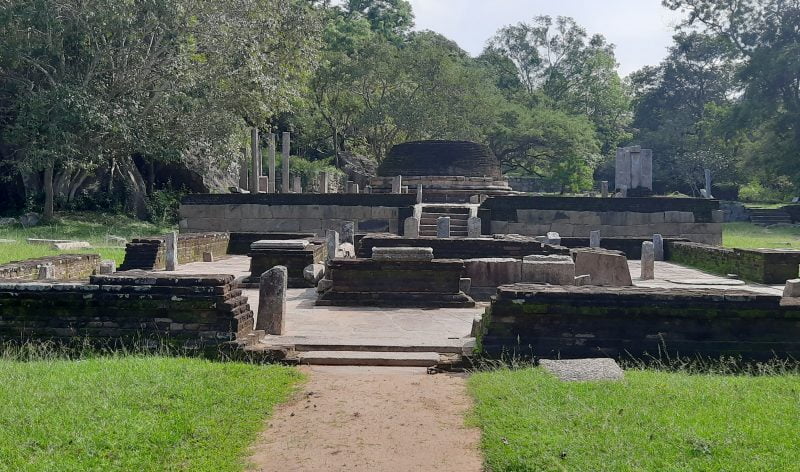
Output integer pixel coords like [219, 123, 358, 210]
[723, 222, 800, 249]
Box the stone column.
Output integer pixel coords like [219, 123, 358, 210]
[704, 169, 713, 199]
[641, 149, 653, 190]
[416, 185, 423, 204]
[352, 183, 359, 194]
[600, 181, 609, 198]
[341, 221, 355, 245]
[653, 234, 664, 261]
[346, 181, 355, 193]
[268, 133, 277, 193]
[319, 172, 329, 194]
[402, 185, 409, 194]
[630, 148, 642, 189]
[293, 176, 302, 193]
[437, 217, 450, 238]
[250, 127, 260, 193]
[590, 230, 601, 248]
[239, 148, 249, 190]
[326, 230, 339, 261]
[165, 231, 178, 271]
[467, 217, 482, 238]
[615, 147, 630, 191]
[257, 266, 287, 335]
[404, 217, 420, 238]
[641, 241, 655, 280]
[392, 175, 402, 194]
[282, 132, 291, 194]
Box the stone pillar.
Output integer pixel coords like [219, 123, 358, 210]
[346, 181, 355, 193]
[590, 230, 601, 248]
[615, 147, 630, 191]
[402, 185, 409, 194]
[641, 241, 655, 280]
[600, 181, 609, 198]
[341, 221, 355, 245]
[268, 133, 277, 193]
[704, 169, 713, 199]
[326, 230, 339, 261]
[293, 176, 302, 193]
[319, 172, 329, 194]
[437, 217, 450, 238]
[546, 231, 561, 246]
[467, 217, 482, 238]
[38, 264, 54, 280]
[416, 185, 423, 203]
[630, 148, 642, 189]
[351, 183, 359, 194]
[256, 266, 287, 335]
[250, 127, 260, 193]
[364, 185, 372, 194]
[641, 149, 653, 190]
[404, 217, 420, 238]
[783, 279, 800, 297]
[165, 231, 178, 271]
[99, 259, 116, 274]
[392, 175, 402, 194]
[282, 132, 291, 194]
[653, 234, 664, 261]
[239, 148, 249, 190]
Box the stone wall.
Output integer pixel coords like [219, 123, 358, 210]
[0, 254, 100, 281]
[478, 196, 722, 245]
[119, 232, 229, 271]
[179, 194, 415, 236]
[558, 237, 688, 259]
[357, 234, 569, 259]
[0, 272, 253, 350]
[667, 241, 800, 284]
[480, 284, 800, 360]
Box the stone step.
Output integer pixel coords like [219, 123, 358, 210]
[420, 219, 468, 227]
[260, 335, 475, 354]
[295, 350, 444, 367]
[421, 212, 470, 220]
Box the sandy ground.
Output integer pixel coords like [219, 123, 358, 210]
[247, 366, 484, 472]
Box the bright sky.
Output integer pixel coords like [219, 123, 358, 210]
[406, 0, 686, 77]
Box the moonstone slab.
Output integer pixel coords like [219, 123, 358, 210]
[371, 247, 434, 262]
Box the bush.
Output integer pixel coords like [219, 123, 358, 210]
[738, 179, 794, 203]
[145, 188, 185, 226]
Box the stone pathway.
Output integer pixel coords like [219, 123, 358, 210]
[247, 366, 483, 472]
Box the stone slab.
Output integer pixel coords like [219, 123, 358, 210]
[371, 247, 434, 262]
[251, 239, 310, 250]
[52, 241, 92, 250]
[539, 358, 624, 381]
[295, 350, 441, 367]
[573, 249, 633, 287]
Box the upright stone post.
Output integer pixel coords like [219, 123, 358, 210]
[239, 148, 249, 190]
[257, 266, 287, 335]
[546, 231, 561, 246]
[250, 128, 260, 193]
[704, 169, 713, 199]
[467, 217, 482, 238]
[392, 175, 402, 194]
[437, 217, 450, 238]
[346, 181, 355, 193]
[615, 147, 631, 192]
[404, 217, 420, 238]
[38, 263, 54, 280]
[352, 183, 360, 194]
[641, 241, 655, 280]
[600, 181, 609, 198]
[282, 132, 291, 194]
[416, 185, 423, 204]
[590, 230, 601, 248]
[630, 148, 642, 189]
[402, 185, 409, 194]
[641, 149, 653, 190]
[293, 176, 302, 193]
[268, 133, 277, 193]
[319, 172, 330, 194]
[99, 259, 116, 274]
[165, 231, 178, 271]
[326, 230, 339, 261]
[341, 221, 355, 245]
[653, 234, 664, 261]
[364, 185, 372, 194]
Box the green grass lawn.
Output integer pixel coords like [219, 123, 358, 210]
[0, 212, 174, 266]
[469, 367, 800, 471]
[0, 357, 301, 471]
[723, 222, 800, 249]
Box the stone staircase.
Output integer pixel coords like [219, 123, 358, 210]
[419, 205, 472, 237]
[749, 208, 792, 226]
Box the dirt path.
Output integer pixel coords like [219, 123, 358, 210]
[247, 366, 483, 472]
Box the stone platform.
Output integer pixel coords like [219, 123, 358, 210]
[243, 239, 326, 288]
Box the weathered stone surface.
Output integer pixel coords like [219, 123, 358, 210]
[392, 175, 402, 194]
[653, 233, 664, 261]
[459, 278, 472, 294]
[52, 241, 92, 250]
[589, 230, 600, 248]
[257, 266, 287, 335]
[546, 231, 561, 246]
[19, 212, 41, 227]
[99, 260, 116, 274]
[467, 217, 482, 238]
[341, 221, 355, 245]
[165, 231, 178, 271]
[522, 255, 575, 285]
[0, 217, 17, 227]
[371, 247, 434, 262]
[574, 274, 591, 286]
[201, 251, 214, 262]
[326, 230, 339, 261]
[437, 217, 450, 238]
[540, 358, 624, 382]
[316, 278, 333, 293]
[464, 258, 522, 288]
[106, 235, 128, 246]
[27, 238, 74, 245]
[303, 263, 326, 285]
[38, 264, 54, 280]
[641, 241, 655, 280]
[573, 248, 633, 286]
[404, 217, 420, 238]
[416, 185, 423, 203]
[251, 239, 310, 250]
[601, 181, 609, 198]
[338, 242, 356, 258]
[282, 132, 291, 194]
[783, 279, 800, 298]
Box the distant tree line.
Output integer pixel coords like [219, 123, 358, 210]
[1, 0, 799, 218]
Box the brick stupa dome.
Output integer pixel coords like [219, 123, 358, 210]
[377, 140, 502, 179]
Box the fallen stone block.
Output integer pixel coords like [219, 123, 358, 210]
[573, 248, 633, 287]
[539, 358, 624, 381]
[521, 254, 575, 285]
[52, 241, 92, 250]
[783, 279, 800, 298]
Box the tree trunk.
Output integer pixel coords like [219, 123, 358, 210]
[43, 164, 54, 221]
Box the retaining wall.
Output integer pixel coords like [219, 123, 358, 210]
[179, 194, 416, 236]
[357, 234, 569, 259]
[0, 254, 100, 281]
[558, 237, 688, 259]
[0, 272, 253, 349]
[480, 284, 800, 360]
[478, 196, 722, 245]
[119, 232, 229, 271]
[667, 241, 800, 284]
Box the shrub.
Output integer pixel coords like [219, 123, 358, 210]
[738, 178, 794, 203]
[145, 188, 185, 226]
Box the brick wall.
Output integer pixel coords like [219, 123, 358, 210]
[478, 196, 722, 245]
[479, 284, 800, 360]
[178, 194, 416, 236]
[0, 272, 254, 350]
[0, 254, 100, 281]
[119, 232, 229, 271]
[667, 241, 800, 284]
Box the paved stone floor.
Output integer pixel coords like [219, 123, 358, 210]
[628, 260, 784, 295]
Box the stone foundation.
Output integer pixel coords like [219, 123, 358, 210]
[244, 240, 326, 288]
[0, 254, 100, 281]
[480, 284, 800, 360]
[558, 236, 688, 259]
[119, 232, 229, 271]
[368, 175, 516, 203]
[667, 241, 800, 284]
[357, 234, 569, 259]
